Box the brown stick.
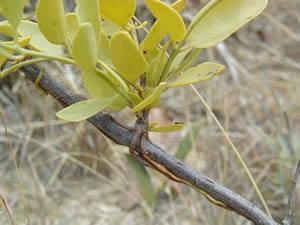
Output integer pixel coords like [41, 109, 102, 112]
[21, 65, 279, 225]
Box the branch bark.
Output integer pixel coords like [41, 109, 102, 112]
[21, 65, 279, 225]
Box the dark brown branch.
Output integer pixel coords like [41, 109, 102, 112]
[21, 65, 279, 225]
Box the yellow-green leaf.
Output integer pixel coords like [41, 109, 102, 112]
[66, 13, 80, 43]
[168, 62, 224, 88]
[102, 20, 122, 37]
[98, 31, 112, 65]
[72, 23, 97, 71]
[185, 0, 268, 48]
[144, 0, 186, 42]
[149, 122, 184, 133]
[36, 0, 67, 44]
[18, 20, 64, 55]
[143, 48, 160, 64]
[99, 0, 136, 27]
[142, 0, 186, 51]
[56, 96, 118, 122]
[0, 0, 24, 29]
[76, 0, 101, 40]
[132, 82, 167, 112]
[110, 31, 148, 83]
[82, 71, 127, 111]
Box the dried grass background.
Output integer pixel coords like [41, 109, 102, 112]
[1, 0, 300, 224]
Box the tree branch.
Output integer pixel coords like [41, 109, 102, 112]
[21, 65, 279, 225]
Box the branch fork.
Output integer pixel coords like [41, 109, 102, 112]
[21, 65, 280, 225]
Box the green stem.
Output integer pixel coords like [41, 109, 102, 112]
[0, 58, 51, 78]
[0, 48, 22, 61]
[0, 42, 75, 65]
[95, 68, 131, 104]
[97, 60, 129, 92]
[159, 48, 180, 83]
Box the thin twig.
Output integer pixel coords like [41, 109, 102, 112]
[21, 65, 279, 225]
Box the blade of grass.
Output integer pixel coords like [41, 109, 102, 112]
[0, 195, 16, 225]
[0, 112, 31, 225]
[190, 84, 272, 217]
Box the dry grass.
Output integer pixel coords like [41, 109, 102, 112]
[1, 0, 300, 224]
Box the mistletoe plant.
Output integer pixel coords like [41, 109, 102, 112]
[0, 0, 268, 139]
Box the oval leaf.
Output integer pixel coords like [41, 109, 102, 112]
[99, 0, 136, 27]
[56, 96, 118, 122]
[185, 0, 268, 48]
[0, 0, 24, 29]
[18, 20, 63, 55]
[168, 62, 224, 88]
[98, 31, 112, 65]
[72, 23, 97, 71]
[144, 0, 186, 42]
[36, 0, 67, 44]
[110, 31, 148, 83]
[142, 0, 186, 51]
[66, 13, 80, 43]
[76, 0, 101, 40]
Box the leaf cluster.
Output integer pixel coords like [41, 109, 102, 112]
[0, 0, 268, 132]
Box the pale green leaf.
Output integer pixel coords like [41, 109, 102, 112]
[0, 0, 23, 29]
[144, 0, 186, 42]
[126, 154, 156, 207]
[168, 62, 224, 88]
[36, 0, 67, 44]
[76, 0, 101, 41]
[82, 71, 127, 111]
[102, 20, 122, 37]
[110, 31, 148, 83]
[18, 20, 63, 55]
[142, 0, 186, 51]
[98, 31, 112, 66]
[56, 96, 118, 122]
[149, 122, 184, 133]
[143, 48, 160, 64]
[185, 0, 268, 48]
[72, 23, 97, 71]
[66, 13, 80, 43]
[99, 0, 136, 27]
